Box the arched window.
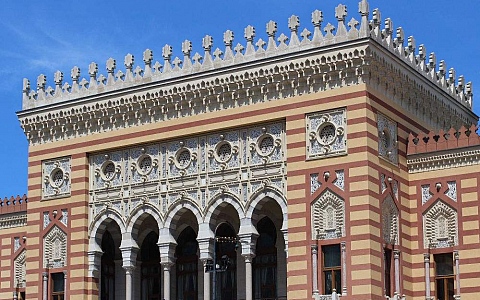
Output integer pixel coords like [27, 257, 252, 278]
[215, 223, 237, 300]
[176, 227, 198, 300]
[140, 231, 161, 300]
[101, 231, 116, 300]
[253, 217, 277, 300]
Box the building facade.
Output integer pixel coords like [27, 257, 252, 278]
[0, 1, 479, 299]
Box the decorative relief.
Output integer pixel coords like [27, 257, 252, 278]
[310, 173, 321, 195]
[306, 108, 346, 159]
[377, 114, 398, 164]
[382, 195, 399, 245]
[60, 209, 68, 226]
[421, 184, 433, 205]
[311, 189, 345, 240]
[43, 225, 67, 268]
[43, 212, 51, 229]
[333, 170, 345, 191]
[445, 181, 457, 201]
[0, 214, 27, 230]
[14, 250, 26, 288]
[423, 200, 458, 249]
[42, 157, 71, 199]
[14, 237, 21, 252]
[380, 173, 387, 194]
[89, 122, 286, 224]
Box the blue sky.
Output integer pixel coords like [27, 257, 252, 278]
[0, 0, 478, 197]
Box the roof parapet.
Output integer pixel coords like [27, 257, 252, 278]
[408, 125, 480, 155]
[21, 0, 473, 111]
[0, 194, 28, 215]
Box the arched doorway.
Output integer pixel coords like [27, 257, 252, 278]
[253, 217, 277, 300]
[175, 226, 198, 300]
[215, 223, 237, 300]
[140, 231, 161, 300]
[101, 230, 117, 300]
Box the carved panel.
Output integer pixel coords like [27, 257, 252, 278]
[306, 108, 347, 159]
[89, 122, 286, 224]
[14, 250, 26, 288]
[382, 195, 399, 245]
[423, 200, 458, 248]
[311, 189, 345, 240]
[42, 157, 71, 199]
[43, 226, 67, 268]
[377, 114, 398, 164]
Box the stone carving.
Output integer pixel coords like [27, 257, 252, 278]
[60, 209, 68, 226]
[89, 123, 286, 223]
[310, 173, 321, 195]
[42, 157, 71, 199]
[382, 195, 399, 245]
[43, 225, 67, 268]
[306, 109, 346, 159]
[19, 1, 475, 145]
[333, 169, 345, 191]
[421, 184, 432, 205]
[311, 189, 345, 240]
[14, 237, 21, 252]
[14, 250, 26, 288]
[43, 212, 51, 229]
[445, 181, 457, 201]
[377, 114, 398, 164]
[423, 200, 458, 248]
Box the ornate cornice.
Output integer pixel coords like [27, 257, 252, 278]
[0, 212, 27, 230]
[407, 145, 480, 173]
[17, 1, 477, 145]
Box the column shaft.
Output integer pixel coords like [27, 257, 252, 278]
[424, 253, 431, 299]
[202, 260, 211, 300]
[394, 250, 400, 295]
[163, 263, 172, 300]
[124, 267, 134, 300]
[244, 255, 253, 300]
[42, 272, 48, 300]
[311, 245, 319, 295]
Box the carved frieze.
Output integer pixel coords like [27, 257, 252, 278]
[43, 225, 67, 268]
[89, 123, 286, 224]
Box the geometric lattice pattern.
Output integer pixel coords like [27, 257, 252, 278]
[311, 189, 345, 240]
[423, 200, 458, 248]
[43, 225, 67, 268]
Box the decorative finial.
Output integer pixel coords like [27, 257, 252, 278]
[37, 74, 47, 91]
[124, 53, 134, 70]
[223, 30, 234, 47]
[202, 35, 213, 52]
[88, 62, 98, 78]
[54, 71, 63, 86]
[288, 15, 300, 32]
[162, 44, 173, 61]
[71, 66, 80, 82]
[106, 58, 116, 73]
[143, 49, 153, 65]
[181, 40, 192, 57]
[312, 10, 323, 26]
[266, 20, 277, 37]
[244, 25, 255, 42]
[335, 4, 347, 21]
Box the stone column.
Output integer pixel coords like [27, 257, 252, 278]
[311, 245, 319, 296]
[201, 259, 211, 300]
[424, 253, 431, 299]
[87, 249, 103, 279]
[120, 242, 139, 300]
[162, 262, 174, 300]
[341, 242, 347, 295]
[42, 272, 48, 300]
[243, 254, 254, 300]
[454, 251, 460, 297]
[13, 291, 18, 300]
[63, 270, 68, 300]
[393, 250, 400, 295]
[123, 266, 135, 300]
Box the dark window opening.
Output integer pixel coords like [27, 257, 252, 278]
[435, 253, 454, 300]
[176, 226, 198, 300]
[101, 230, 116, 300]
[384, 248, 392, 297]
[322, 244, 341, 295]
[51, 272, 64, 300]
[215, 223, 237, 300]
[253, 217, 277, 300]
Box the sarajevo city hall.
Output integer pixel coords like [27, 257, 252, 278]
[0, 1, 479, 299]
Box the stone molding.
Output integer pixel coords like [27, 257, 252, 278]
[17, 1, 476, 145]
[407, 146, 480, 173]
[0, 212, 27, 230]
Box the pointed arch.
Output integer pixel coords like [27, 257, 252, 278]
[382, 195, 399, 245]
[311, 189, 345, 240]
[423, 199, 458, 248]
[205, 192, 244, 226]
[126, 203, 162, 241]
[14, 249, 26, 288]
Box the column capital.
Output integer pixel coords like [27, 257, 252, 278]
[393, 249, 401, 258]
[123, 265, 135, 275]
[242, 253, 255, 263]
[453, 250, 459, 260]
[42, 272, 49, 279]
[311, 244, 318, 253]
[423, 253, 430, 262]
[120, 245, 139, 269]
[160, 261, 175, 270]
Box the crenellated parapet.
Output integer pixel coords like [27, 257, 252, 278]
[407, 125, 480, 155]
[0, 195, 28, 215]
[407, 125, 480, 173]
[17, 0, 478, 145]
[21, 0, 473, 111]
